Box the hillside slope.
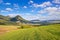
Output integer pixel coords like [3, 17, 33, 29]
[0, 24, 60, 40]
[0, 15, 28, 25]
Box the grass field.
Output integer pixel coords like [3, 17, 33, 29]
[0, 25, 18, 34]
[0, 24, 60, 40]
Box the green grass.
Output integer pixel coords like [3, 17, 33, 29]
[0, 24, 60, 40]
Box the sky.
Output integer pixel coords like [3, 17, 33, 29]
[0, 0, 60, 20]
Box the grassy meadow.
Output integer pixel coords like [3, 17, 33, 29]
[0, 24, 60, 40]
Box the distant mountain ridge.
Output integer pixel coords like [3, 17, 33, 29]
[30, 20, 60, 25]
[0, 15, 60, 25]
[31, 20, 40, 22]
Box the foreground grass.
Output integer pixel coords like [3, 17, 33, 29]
[0, 24, 60, 40]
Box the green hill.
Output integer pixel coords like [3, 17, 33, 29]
[0, 15, 28, 25]
[0, 24, 60, 40]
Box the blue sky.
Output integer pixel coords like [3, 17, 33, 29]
[0, 0, 60, 20]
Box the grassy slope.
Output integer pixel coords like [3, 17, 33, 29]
[0, 24, 60, 40]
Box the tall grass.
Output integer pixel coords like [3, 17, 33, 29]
[0, 24, 60, 40]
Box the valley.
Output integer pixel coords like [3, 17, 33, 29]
[0, 15, 60, 40]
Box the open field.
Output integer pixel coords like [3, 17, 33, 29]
[0, 24, 37, 34]
[0, 24, 60, 40]
[0, 25, 18, 34]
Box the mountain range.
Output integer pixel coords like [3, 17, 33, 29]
[0, 15, 60, 25]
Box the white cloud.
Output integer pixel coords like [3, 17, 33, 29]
[45, 7, 58, 12]
[38, 7, 59, 14]
[8, 7, 60, 20]
[38, 7, 60, 20]
[28, 0, 34, 4]
[7, 7, 60, 20]
[32, 3, 38, 8]
[8, 13, 39, 20]
[20, 13, 39, 20]
[23, 6, 27, 8]
[8, 14, 21, 17]
[1, 8, 13, 13]
[53, 0, 60, 4]
[1, 10, 8, 12]
[5, 3, 11, 5]
[38, 10, 46, 14]
[32, 1, 52, 8]
[5, 8, 13, 11]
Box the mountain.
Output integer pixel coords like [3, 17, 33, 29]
[46, 20, 60, 24]
[0, 15, 60, 25]
[10, 15, 29, 24]
[31, 20, 40, 22]
[0, 15, 28, 25]
[30, 19, 60, 25]
[0, 15, 10, 21]
[0, 15, 16, 25]
[10, 15, 25, 22]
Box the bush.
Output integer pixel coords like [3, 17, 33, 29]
[17, 26, 23, 29]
